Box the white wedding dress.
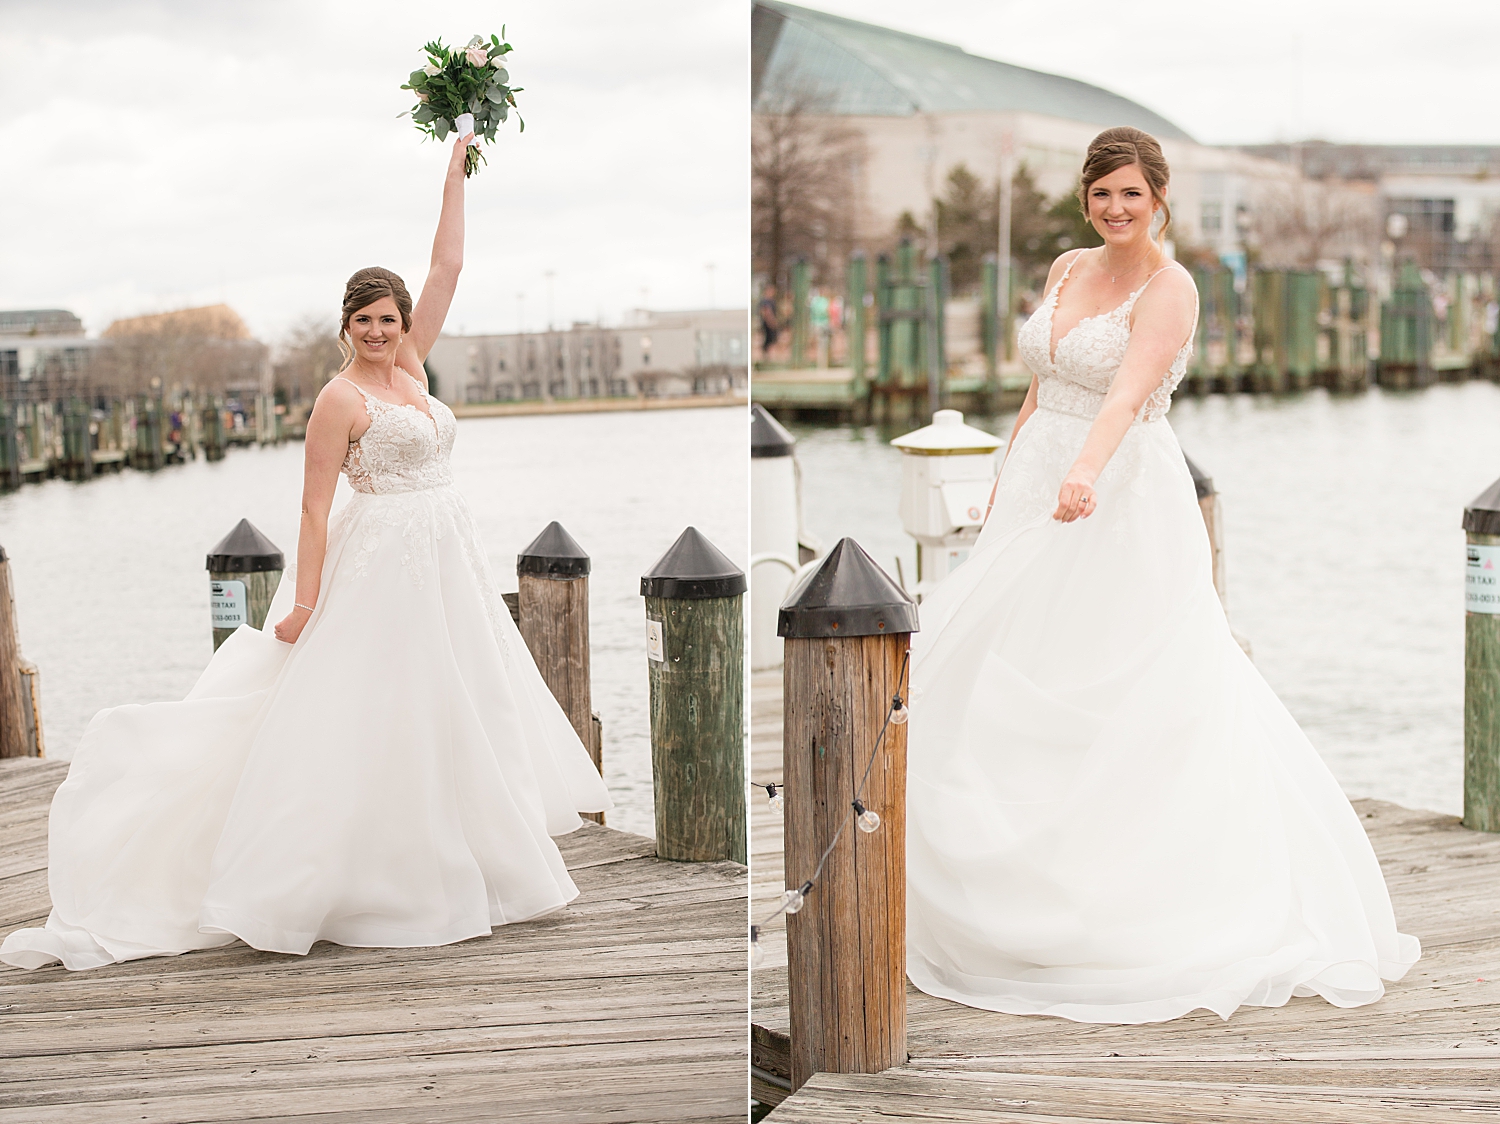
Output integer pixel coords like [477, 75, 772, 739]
[905, 257, 1420, 1023]
[1, 370, 612, 971]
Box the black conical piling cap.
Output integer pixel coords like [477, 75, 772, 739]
[778, 537, 918, 639]
[518, 521, 590, 577]
[1464, 476, 1500, 536]
[1183, 452, 1214, 500]
[751, 404, 795, 459]
[641, 526, 746, 599]
[206, 519, 284, 573]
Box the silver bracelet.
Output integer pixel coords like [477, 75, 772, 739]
[295, 602, 316, 612]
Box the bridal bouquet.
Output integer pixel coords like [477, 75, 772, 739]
[401, 33, 522, 177]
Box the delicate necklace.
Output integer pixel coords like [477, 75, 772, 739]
[1103, 245, 1156, 284]
[352, 362, 394, 392]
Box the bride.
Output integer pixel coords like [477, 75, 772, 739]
[1, 132, 612, 972]
[905, 127, 1419, 1024]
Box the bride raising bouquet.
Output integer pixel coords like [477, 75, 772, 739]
[402, 32, 522, 176]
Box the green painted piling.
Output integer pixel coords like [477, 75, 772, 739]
[1465, 479, 1500, 832]
[790, 259, 810, 370]
[847, 252, 868, 400]
[642, 527, 746, 864]
[981, 254, 999, 392]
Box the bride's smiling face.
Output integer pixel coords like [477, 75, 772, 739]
[347, 297, 404, 363]
[1086, 163, 1160, 248]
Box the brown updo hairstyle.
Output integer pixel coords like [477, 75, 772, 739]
[337, 267, 414, 368]
[1075, 127, 1172, 247]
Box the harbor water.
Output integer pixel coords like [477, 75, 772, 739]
[789, 380, 1500, 818]
[0, 406, 747, 840]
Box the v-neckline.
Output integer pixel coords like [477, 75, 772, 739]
[1046, 256, 1166, 369]
[347, 369, 438, 429]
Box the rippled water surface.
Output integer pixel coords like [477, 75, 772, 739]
[789, 381, 1500, 817]
[0, 406, 747, 839]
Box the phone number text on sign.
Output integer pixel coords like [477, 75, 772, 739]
[1467, 543, 1500, 614]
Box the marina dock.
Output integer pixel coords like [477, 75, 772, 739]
[0, 758, 747, 1124]
[750, 668, 1500, 1121]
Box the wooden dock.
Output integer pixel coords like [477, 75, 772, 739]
[750, 669, 1500, 1121]
[0, 758, 747, 1124]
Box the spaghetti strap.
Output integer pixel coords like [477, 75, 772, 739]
[1124, 261, 1187, 311]
[1048, 249, 1085, 300]
[333, 374, 373, 398]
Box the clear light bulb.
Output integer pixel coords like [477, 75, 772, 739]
[853, 799, 881, 833]
[767, 783, 784, 813]
[780, 888, 805, 914]
[751, 935, 766, 968]
[889, 699, 910, 725]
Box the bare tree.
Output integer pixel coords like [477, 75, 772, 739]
[1250, 180, 1377, 270]
[275, 316, 344, 408]
[751, 84, 863, 290]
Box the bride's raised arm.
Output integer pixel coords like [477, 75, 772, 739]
[398, 132, 473, 382]
[1053, 266, 1197, 522]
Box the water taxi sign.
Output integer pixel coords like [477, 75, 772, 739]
[211, 579, 249, 629]
[1467, 545, 1500, 614]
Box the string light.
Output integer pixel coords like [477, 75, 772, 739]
[890, 693, 909, 725]
[780, 881, 812, 914]
[749, 650, 911, 950]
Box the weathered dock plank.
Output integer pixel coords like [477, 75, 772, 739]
[749, 669, 1500, 1120]
[0, 758, 748, 1124]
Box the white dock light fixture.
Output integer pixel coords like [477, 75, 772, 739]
[890, 409, 1003, 600]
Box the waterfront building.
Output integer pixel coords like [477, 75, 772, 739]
[1239, 143, 1500, 273]
[752, 2, 1301, 269]
[425, 308, 748, 406]
[0, 310, 107, 402]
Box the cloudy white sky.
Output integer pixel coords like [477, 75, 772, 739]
[0, 0, 747, 341]
[809, 0, 1500, 147]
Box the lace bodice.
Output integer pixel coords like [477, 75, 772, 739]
[338, 371, 457, 494]
[1017, 253, 1197, 424]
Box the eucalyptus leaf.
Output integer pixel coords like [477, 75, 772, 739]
[413, 105, 434, 123]
[497, 104, 508, 122]
[435, 118, 450, 140]
[494, 69, 509, 84]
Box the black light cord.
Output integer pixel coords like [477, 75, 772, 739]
[750, 649, 911, 953]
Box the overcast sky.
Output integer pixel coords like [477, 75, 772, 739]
[808, 0, 1500, 148]
[0, 0, 747, 341]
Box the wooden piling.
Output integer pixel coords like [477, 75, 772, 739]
[517, 521, 603, 825]
[202, 399, 225, 461]
[642, 526, 747, 863]
[1464, 476, 1500, 832]
[206, 520, 284, 651]
[0, 546, 34, 758]
[777, 536, 917, 1091]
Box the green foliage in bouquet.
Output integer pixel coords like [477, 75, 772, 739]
[401, 32, 522, 177]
